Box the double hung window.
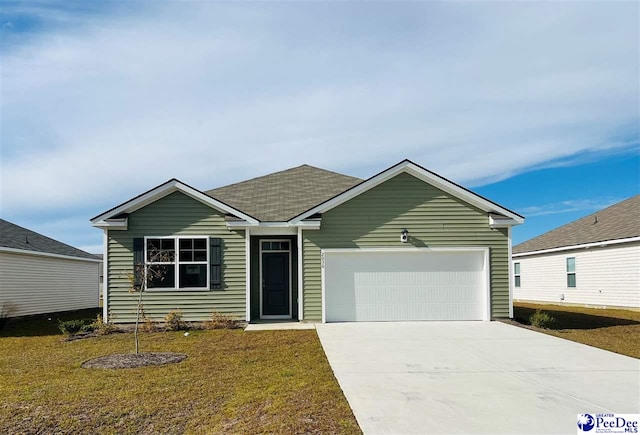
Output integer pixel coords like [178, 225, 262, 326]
[566, 257, 576, 288]
[145, 237, 208, 289]
[514, 262, 521, 288]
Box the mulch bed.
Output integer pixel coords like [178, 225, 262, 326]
[81, 352, 187, 369]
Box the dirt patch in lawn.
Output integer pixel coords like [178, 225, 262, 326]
[82, 352, 187, 369]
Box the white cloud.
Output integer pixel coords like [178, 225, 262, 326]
[519, 199, 622, 217]
[1, 1, 638, 219]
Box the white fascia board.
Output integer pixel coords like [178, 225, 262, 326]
[295, 220, 321, 229]
[290, 160, 524, 224]
[0, 246, 102, 263]
[489, 215, 521, 228]
[226, 221, 301, 235]
[512, 236, 640, 258]
[226, 221, 258, 229]
[226, 221, 290, 228]
[226, 220, 321, 231]
[246, 226, 298, 236]
[92, 218, 128, 230]
[254, 222, 291, 227]
[91, 179, 258, 225]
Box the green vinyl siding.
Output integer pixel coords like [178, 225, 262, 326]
[303, 172, 510, 321]
[107, 191, 246, 323]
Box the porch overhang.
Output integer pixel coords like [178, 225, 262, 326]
[226, 219, 321, 231]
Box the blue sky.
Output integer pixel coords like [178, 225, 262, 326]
[1, 1, 638, 253]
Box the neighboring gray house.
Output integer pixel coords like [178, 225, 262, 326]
[0, 219, 101, 317]
[92, 160, 524, 324]
[513, 195, 640, 308]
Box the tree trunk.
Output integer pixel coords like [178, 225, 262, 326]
[134, 288, 143, 355]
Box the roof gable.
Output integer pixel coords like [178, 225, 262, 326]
[289, 159, 524, 224]
[513, 195, 640, 254]
[91, 179, 259, 225]
[205, 165, 362, 222]
[0, 219, 99, 260]
[92, 160, 523, 227]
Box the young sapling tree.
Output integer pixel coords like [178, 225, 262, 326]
[127, 241, 172, 354]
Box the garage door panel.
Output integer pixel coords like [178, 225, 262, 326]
[324, 250, 486, 322]
[354, 302, 481, 321]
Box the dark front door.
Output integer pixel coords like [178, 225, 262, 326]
[262, 252, 290, 317]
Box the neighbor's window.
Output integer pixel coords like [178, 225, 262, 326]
[146, 237, 208, 289]
[514, 262, 521, 288]
[566, 257, 576, 288]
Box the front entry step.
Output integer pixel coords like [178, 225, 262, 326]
[245, 322, 316, 331]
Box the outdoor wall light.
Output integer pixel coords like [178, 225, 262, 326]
[400, 228, 409, 243]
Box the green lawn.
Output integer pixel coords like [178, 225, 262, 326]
[513, 302, 640, 359]
[0, 316, 360, 434]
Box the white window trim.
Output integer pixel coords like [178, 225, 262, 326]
[103, 230, 109, 322]
[143, 236, 210, 291]
[245, 228, 251, 322]
[259, 238, 293, 320]
[297, 226, 304, 321]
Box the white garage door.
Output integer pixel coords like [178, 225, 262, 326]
[323, 249, 488, 322]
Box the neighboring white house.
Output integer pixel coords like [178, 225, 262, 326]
[0, 219, 102, 317]
[94, 253, 104, 305]
[513, 195, 640, 309]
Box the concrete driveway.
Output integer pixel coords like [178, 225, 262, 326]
[316, 321, 640, 435]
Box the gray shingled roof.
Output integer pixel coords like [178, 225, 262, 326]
[0, 219, 99, 260]
[513, 195, 640, 254]
[206, 164, 362, 222]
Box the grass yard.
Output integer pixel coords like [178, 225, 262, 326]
[513, 302, 640, 359]
[0, 316, 360, 434]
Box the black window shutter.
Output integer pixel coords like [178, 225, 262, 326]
[210, 237, 222, 290]
[133, 238, 144, 289]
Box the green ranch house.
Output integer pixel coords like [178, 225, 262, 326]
[91, 160, 524, 324]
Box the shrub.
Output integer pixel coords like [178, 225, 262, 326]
[203, 311, 240, 330]
[81, 323, 96, 333]
[90, 314, 120, 335]
[530, 309, 555, 329]
[140, 315, 158, 333]
[58, 319, 87, 336]
[165, 309, 186, 331]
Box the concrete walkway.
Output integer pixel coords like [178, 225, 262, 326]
[316, 321, 640, 435]
[244, 322, 316, 331]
